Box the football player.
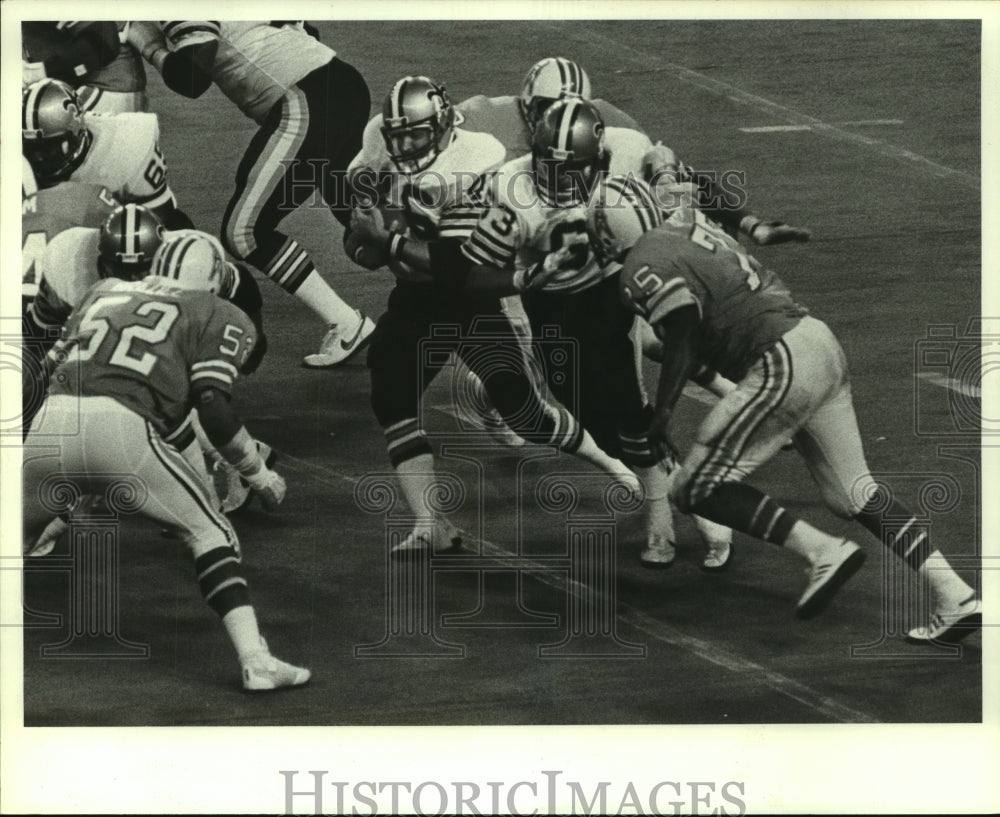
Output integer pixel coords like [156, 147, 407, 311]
[22, 79, 190, 229]
[346, 76, 641, 555]
[124, 20, 375, 368]
[22, 232, 309, 690]
[605, 187, 981, 639]
[27, 208, 271, 515]
[451, 99, 733, 569]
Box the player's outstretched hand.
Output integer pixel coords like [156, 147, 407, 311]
[245, 468, 287, 512]
[749, 220, 811, 245]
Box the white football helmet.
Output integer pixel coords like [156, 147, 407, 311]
[381, 75, 455, 173]
[519, 57, 593, 134]
[589, 175, 663, 270]
[148, 231, 228, 293]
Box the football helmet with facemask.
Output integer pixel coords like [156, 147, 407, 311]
[589, 175, 663, 271]
[149, 231, 229, 294]
[98, 204, 166, 281]
[22, 79, 92, 188]
[532, 97, 607, 207]
[381, 76, 455, 174]
[519, 57, 592, 134]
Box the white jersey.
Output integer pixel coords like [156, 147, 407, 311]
[34, 228, 101, 328]
[72, 113, 174, 210]
[161, 21, 334, 124]
[459, 127, 654, 294]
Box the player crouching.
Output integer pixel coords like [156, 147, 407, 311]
[22, 232, 309, 690]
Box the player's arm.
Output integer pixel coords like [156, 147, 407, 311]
[191, 309, 284, 509]
[222, 263, 268, 375]
[127, 21, 216, 98]
[23, 22, 120, 85]
[124, 126, 192, 230]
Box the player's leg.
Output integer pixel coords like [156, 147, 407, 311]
[219, 84, 372, 369]
[791, 321, 980, 642]
[671, 331, 865, 618]
[459, 309, 639, 493]
[367, 292, 462, 556]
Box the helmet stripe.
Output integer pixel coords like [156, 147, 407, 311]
[555, 57, 569, 92]
[123, 204, 136, 258]
[170, 237, 194, 280]
[23, 82, 44, 132]
[389, 78, 408, 120]
[557, 97, 582, 153]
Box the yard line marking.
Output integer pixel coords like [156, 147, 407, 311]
[548, 23, 977, 189]
[740, 119, 904, 133]
[916, 371, 982, 399]
[277, 450, 882, 723]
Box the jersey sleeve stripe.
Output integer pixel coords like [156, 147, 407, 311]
[161, 20, 221, 43]
[462, 234, 511, 267]
[647, 284, 701, 326]
[192, 359, 239, 377]
[190, 370, 236, 388]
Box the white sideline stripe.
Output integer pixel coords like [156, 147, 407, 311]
[916, 371, 982, 399]
[740, 119, 904, 133]
[546, 22, 977, 190]
[277, 450, 881, 723]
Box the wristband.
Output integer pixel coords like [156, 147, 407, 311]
[217, 426, 265, 478]
[386, 233, 407, 261]
[739, 215, 761, 237]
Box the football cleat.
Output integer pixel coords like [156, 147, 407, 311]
[795, 540, 865, 619]
[905, 595, 982, 645]
[26, 516, 70, 557]
[302, 311, 375, 369]
[390, 517, 463, 558]
[701, 539, 733, 572]
[241, 641, 311, 692]
[640, 532, 676, 569]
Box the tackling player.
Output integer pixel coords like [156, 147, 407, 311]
[125, 20, 375, 368]
[23, 232, 309, 690]
[22, 78, 190, 229]
[346, 76, 641, 556]
[454, 98, 733, 570]
[605, 186, 981, 639]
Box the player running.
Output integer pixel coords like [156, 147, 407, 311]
[602, 182, 981, 639]
[451, 98, 732, 570]
[125, 20, 375, 368]
[346, 75, 641, 556]
[22, 232, 309, 690]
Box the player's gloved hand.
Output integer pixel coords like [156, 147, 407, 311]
[513, 244, 578, 292]
[742, 216, 811, 245]
[245, 467, 286, 511]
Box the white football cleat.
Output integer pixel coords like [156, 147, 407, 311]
[795, 539, 866, 619]
[390, 517, 463, 558]
[241, 647, 311, 692]
[302, 311, 375, 369]
[905, 595, 982, 644]
[701, 538, 733, 572]
[640, 532, 677, 569]
[26, 516, 70, 557]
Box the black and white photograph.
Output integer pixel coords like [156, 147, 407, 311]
[2, 1, 998, 814]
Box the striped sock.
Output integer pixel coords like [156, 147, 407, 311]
[690, 483, 796, 546]
[195, 546, 250, 617]
[385, 418, 432, 468]
[854, 486, 931, 570]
